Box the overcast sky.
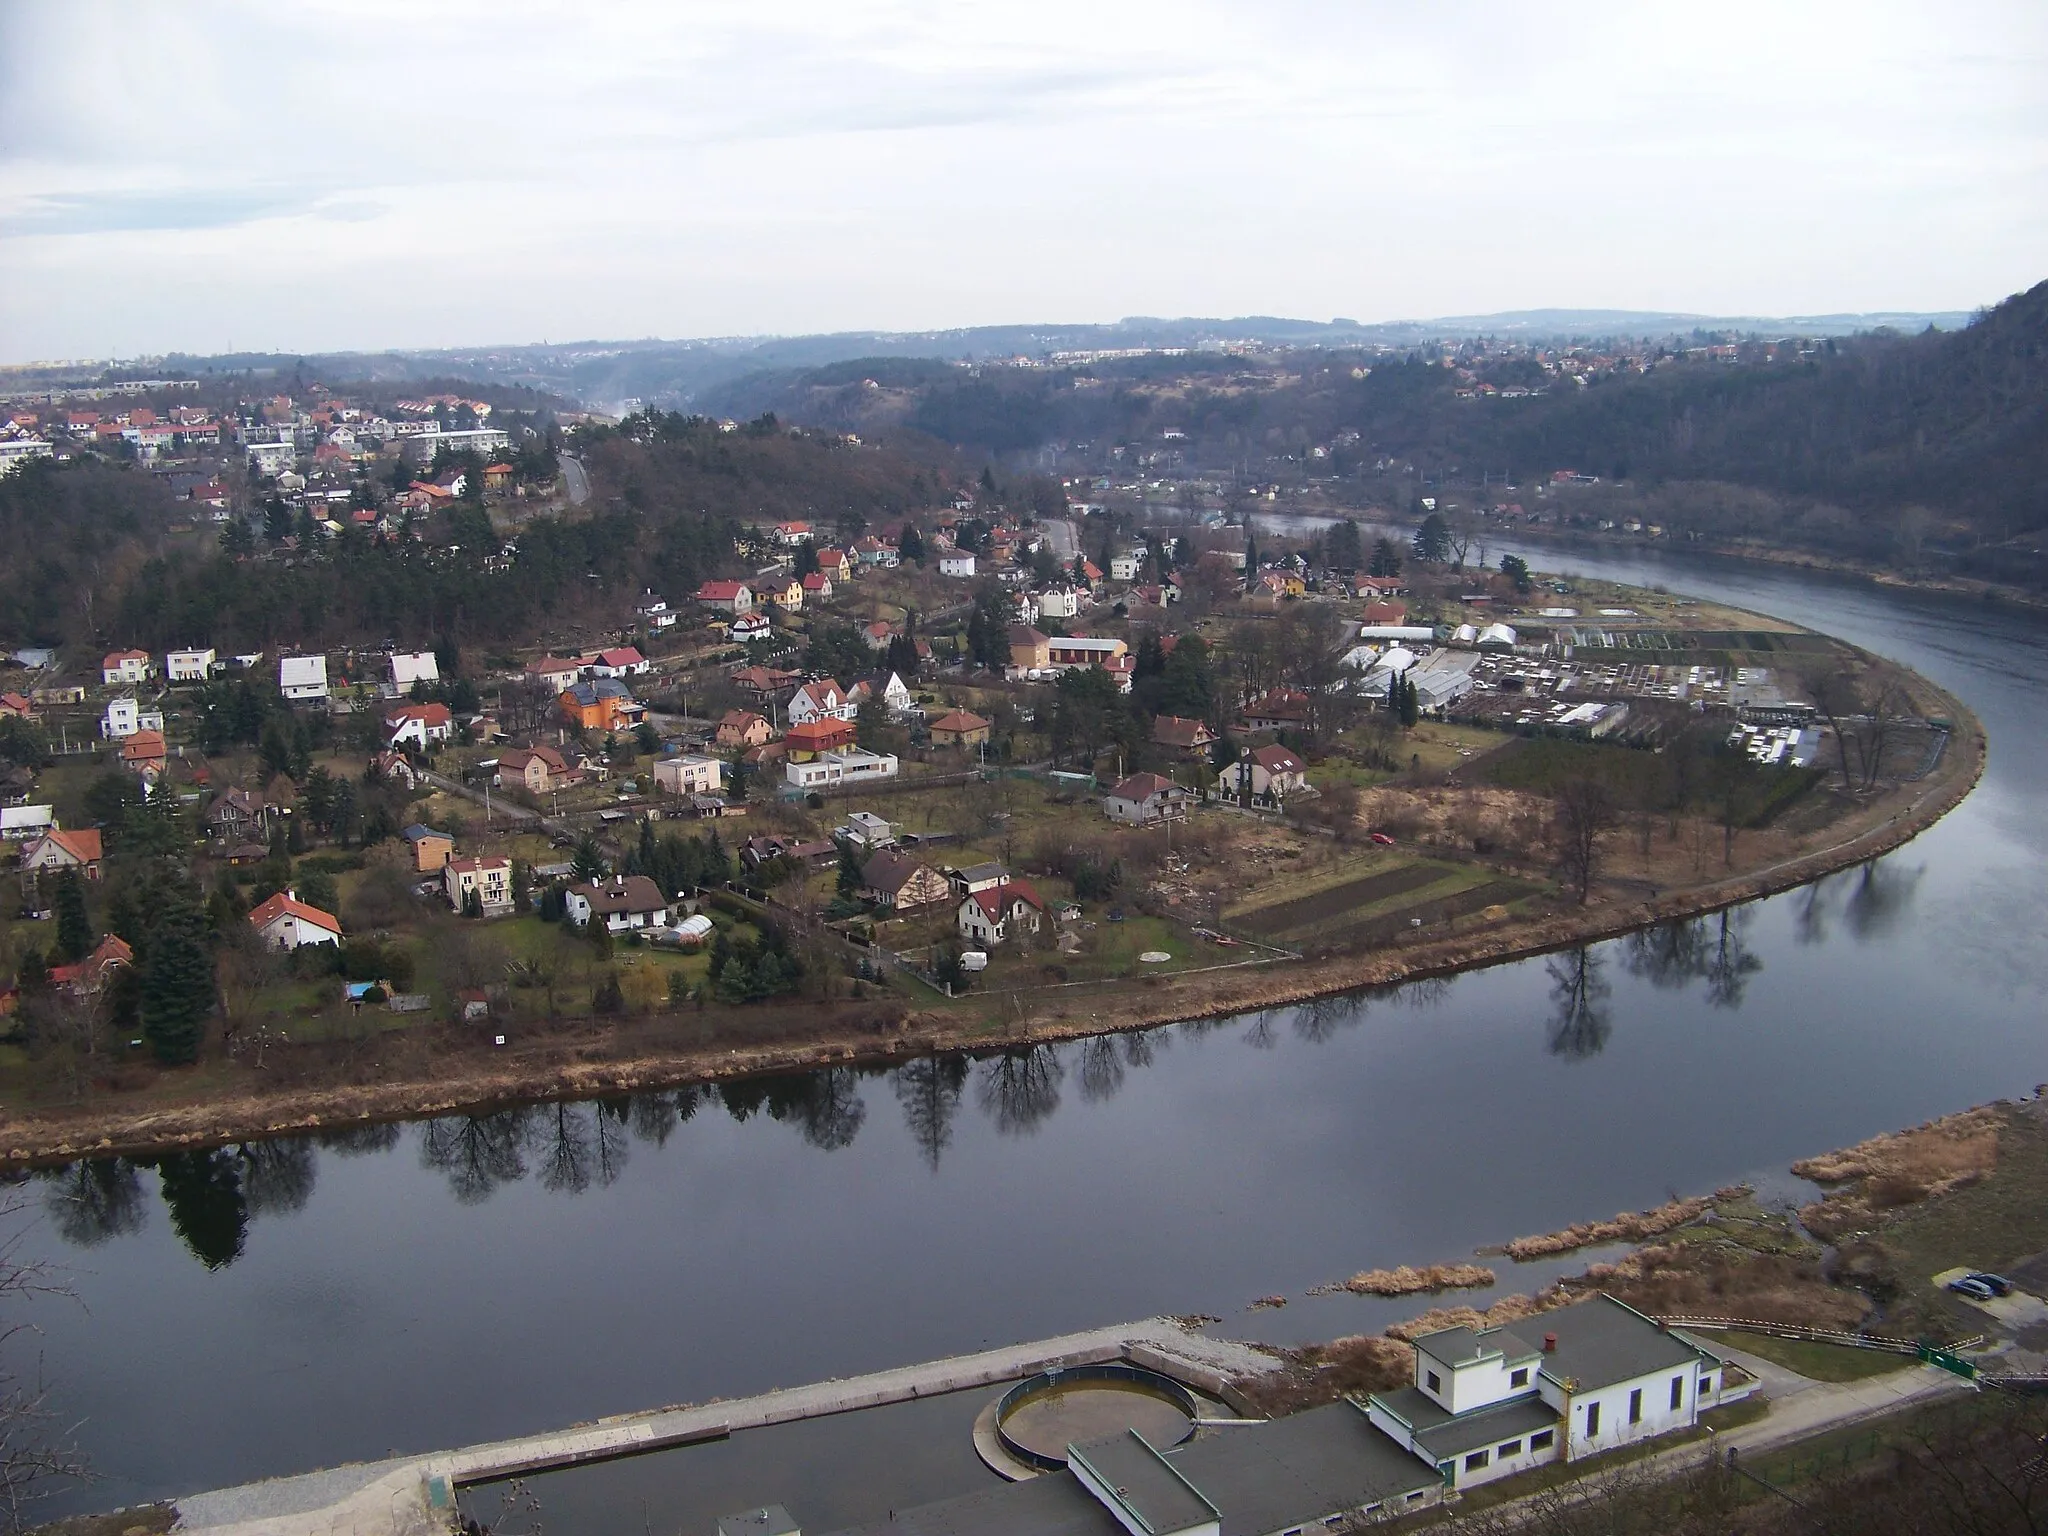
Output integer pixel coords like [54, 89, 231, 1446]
[2, 0, 2044, 362]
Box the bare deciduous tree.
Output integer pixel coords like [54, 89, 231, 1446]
[0, 1193, 90, 1530]
[1553, 779, 1619, 904]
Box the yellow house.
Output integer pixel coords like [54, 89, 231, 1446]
[769, 579, 804, 612]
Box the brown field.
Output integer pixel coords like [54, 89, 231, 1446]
[1792, 1105, 2001, 1242]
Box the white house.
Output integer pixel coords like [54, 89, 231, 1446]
[1365, 1295, 1748, 1494]
[730, 612, 772, 644]
[653, 755, 723, 797]
[564, 874, 672, 932]
[784, 748, 899, 791]
[637, 595, 679, 631]
[1103, 771, 1190, 825]
[383, 702, 454, 748]
[1218, 744, 1313, 803]
[938, 553, 977, 578]
[957, 878, 1045, 946]
[280, 654, 329, 702]
[443, 856, 514, 915]
[165, 647, 216, 683]
[101, 650, 153, 687]
[1110, 551, 1144, 581]
[0, 805, 58, 841]
[248, 890, 343, 951]
[100, 696, 165, 739]
[695, 580, 755, 615]
[1034, 587, 1083, 621]
[872, 671, 914, 720]
[390, 651, 439, 689]
[840, 811, 895, 852]
[787, 679, 858, 726]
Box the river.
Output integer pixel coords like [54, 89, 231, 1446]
[9, 547, 2047, 1524]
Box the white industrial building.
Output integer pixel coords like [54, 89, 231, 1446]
[1366, 1295, 1749, 1493]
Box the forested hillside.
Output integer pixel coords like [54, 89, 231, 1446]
[707, 282, 2048, 584]
[0, 415, 955, 654]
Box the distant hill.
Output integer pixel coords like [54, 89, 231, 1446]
[60, 305, 1976, 418]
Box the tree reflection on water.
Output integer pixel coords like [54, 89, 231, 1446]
[1544, 946, 1613, 1060]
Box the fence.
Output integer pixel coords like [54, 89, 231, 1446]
[1655, 1316, 1985, 1357]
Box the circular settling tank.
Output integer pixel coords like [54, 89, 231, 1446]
[994, 1365, 1199, 1470]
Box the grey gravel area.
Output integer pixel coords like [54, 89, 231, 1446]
[173, 1457, 413, 1527]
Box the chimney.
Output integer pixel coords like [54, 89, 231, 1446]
[1543, 1333, 1557, 1353]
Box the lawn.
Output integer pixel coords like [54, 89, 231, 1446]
[1715, 1331, 1912, 1383]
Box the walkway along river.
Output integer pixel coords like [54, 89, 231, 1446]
[11, 547, 2048, 1522]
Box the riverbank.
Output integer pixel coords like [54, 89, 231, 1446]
[1505, 522, 2048, 614]
[0, 675, 1984, 1168]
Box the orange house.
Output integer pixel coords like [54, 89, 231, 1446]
[557, 680, 639, 732]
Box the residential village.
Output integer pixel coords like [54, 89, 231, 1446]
[0, 386, 1910, 1100]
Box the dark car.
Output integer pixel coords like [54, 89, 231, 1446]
[1947, 1277, 1995, 1301]
[1966, 1272, 2013, 1296]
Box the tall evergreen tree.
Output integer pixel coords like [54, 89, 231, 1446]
[51, 869, 93, 964]
[140, 905, 215, 1066]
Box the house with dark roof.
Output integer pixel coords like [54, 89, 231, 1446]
[1366, 1294, 1749, 1492]
[1150, 715, 1216, 756]
[859, 850, 951, 911]
[1103, 772, 1189, 825]
[563, 874, 671, 933]
[1217, 743, 1311, 803]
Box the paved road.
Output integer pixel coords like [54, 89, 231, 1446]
[559, 452, 590, 506]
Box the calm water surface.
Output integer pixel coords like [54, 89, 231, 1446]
[11, 549, 2048, 1521]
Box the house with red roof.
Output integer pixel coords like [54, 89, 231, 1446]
[588, 646, 649, 678]
[695, 579, 754, 614]
[800, 571, 833, 600]
[120, 729, 168, 777]
[957, 877, 1044, 946]
[787, 679, 857, 726]
[0, 693, 37, 721]
[49, 935, 132, 998]
[384, 702, 454, 748]
[249, 890, 343, 950]
[101, 650, 153, 687]
[20, 830, 104, 904]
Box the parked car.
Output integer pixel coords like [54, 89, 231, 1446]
[1947, 1277, 1996, 1301]
[1966, 1272, 2013, 1296]
[1370, 832, 1396, 846]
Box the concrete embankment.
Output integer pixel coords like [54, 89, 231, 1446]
[165, 1320, 1275, 1536]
